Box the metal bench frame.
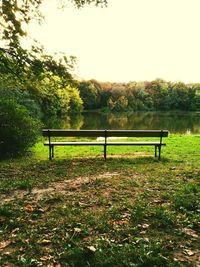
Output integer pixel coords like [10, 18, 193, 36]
[42, 129, 168, 160]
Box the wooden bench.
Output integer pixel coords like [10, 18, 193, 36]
[43, 129, 168, 160]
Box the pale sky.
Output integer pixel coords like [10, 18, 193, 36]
[26, 0, 200, 83]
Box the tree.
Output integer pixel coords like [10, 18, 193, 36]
[169, 82, 194, 110]
[78, 81, 101, 110]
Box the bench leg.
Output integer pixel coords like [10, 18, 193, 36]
[104, 145, 107, 161]
[52, 145, 54, 159]
[158, 146, 161, 160]
[49, 145, 54, 160]
[155, 145, 157, 157]
[49, 146, 52, 160]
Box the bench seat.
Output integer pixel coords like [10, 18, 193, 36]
[106, 141, 166, 146]
[44, 141, 166, 146]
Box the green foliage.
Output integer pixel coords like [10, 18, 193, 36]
[80, 79, 199, 112]
[68, 85, 83, 113]
[31, 75, 83, 116]
[0, 100, 41, 159]
[0, 51, 83, 117]
[0, 83, 43, 119]
[79, 81, 101, 109]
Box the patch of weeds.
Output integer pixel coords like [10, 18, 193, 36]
[43, 193, 65, 205]
[130, 203, 147, 225]
[0, 203, 28, 231]
[172, 182, 200, 211]
[92, 178, 105, 188]
[15, 179, 33, 192]
[86, 238, 172, 267]
[0, 203, 18, 218]
[149, 206, 177, 229]
[127, 179, 140, 188]
[59, 246, 95, 267]
[160, 191, 171, 202]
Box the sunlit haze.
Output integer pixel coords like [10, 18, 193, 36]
[25, 0, 200, 83]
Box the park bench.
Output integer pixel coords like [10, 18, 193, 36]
[43, 129, 168, 160]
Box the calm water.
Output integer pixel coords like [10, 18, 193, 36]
[46, 111, 200, 134]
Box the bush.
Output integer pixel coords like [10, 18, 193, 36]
[0, 100, 42, 159]
[0, 85, 43, 119]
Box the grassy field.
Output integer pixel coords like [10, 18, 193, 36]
[0, 135, 199, 266]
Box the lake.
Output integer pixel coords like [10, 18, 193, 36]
[46, 111, 200, 134]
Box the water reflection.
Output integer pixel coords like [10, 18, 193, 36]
[45, 111, 200, 134]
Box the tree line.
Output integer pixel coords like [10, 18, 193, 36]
[79, 79, 200, 112]
[1, 72, 200, 122]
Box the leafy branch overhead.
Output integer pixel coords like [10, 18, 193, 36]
[0, 0, 107, 44]
[0, 45, 76, 84]
[0, 0, 107, 80]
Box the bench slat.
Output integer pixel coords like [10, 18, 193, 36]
[43, 129, 105, 137]
[43, 129, 168, 138]
[44, 142, 105, 146]
[107, 130, 168, 137]
[44, 141, 166, 146]
[106, 142, 166, 146]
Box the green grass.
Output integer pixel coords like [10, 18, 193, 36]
[0, 134, 199, 266]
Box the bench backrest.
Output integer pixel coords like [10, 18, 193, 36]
[43, 129, 168, 138]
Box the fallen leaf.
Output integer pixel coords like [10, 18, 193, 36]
[40, 255, 54, 261]
[153, 199, 163, 204]
[183, 228, 198, 238]
[142, 223, 150, 229]
[11, 228, 19, 234]
[183, 249, 195, 256]
[35, 208, 45, 213]
[11, 228, 19, 237]
[74, 227, 81, 233]
[0, 240, 11, 249]
[113, 219, 129, 226]
[24, 204, 34, 211]
[47, 263, 61, 267]
[71, 184, 78, 190]
[39, 239, 52, 245]
[87, 246, 96, 252]
[83, 236, 91, 242]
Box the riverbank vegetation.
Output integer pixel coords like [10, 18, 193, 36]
[0, 135, 199, 266]
[79, 79, 200, 112]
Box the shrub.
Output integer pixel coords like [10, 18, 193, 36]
[0, 85, 43, 119]
[0, 100, 42, 159]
